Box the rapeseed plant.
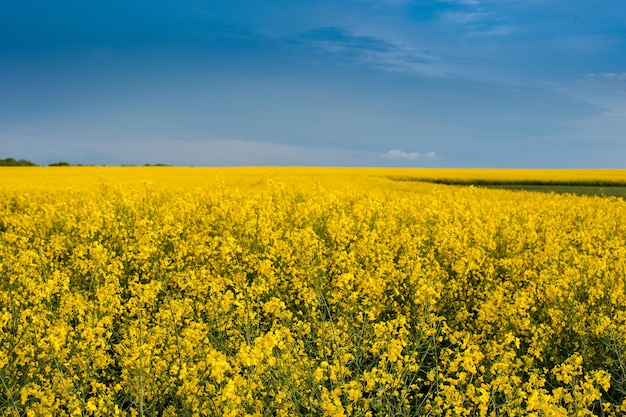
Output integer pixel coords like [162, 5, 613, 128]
[1, 167, 626, 415]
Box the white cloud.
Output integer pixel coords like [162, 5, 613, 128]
[584, 72, 626, 82]
[381, 149, 436, 159]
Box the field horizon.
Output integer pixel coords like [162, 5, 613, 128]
[4, 166, 626, 196]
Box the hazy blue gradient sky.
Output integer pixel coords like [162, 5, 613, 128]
[2, 1, 625, 167]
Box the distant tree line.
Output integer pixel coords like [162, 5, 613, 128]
[1, 157, 172, 167]
[0, 157, 71, 166]
[0, 157, 37, 166]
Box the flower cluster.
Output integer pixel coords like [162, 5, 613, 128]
[1, 167, 626, 416]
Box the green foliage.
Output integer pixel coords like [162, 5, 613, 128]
[48, 161, 71, 166]
[0, 157, 37, 166]
[391, 177, 626, 197]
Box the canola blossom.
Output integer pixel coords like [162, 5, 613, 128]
[1, 167, 626, 416]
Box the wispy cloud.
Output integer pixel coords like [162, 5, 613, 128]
[290, 26, 457, 76]
[437, 7, 516, 38]
[381, 149, 436, 159]
[582, 72, 626, 83]
[549, 71, 626, 106]
[296, 27, 394, 53]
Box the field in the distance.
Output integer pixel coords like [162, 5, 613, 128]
[386, 169, 626, 197]
[2, 167, 626, 416]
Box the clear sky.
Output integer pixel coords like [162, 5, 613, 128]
[1, 1, 625, 167]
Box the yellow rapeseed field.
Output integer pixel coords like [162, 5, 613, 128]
[2, 167, 626, 416]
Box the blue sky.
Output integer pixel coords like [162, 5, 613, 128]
[1, 0, 625, 167]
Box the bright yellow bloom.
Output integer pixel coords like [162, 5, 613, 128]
[2, 167, 626, 416]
